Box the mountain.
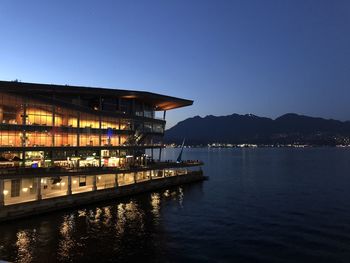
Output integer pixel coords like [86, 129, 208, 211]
[164, 113, 350, 145]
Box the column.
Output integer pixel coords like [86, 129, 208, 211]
[67, 175, 72, 195]
[36, 177, 42, 200]
[159, 147, 162, 162]
[0, 179, 4, 207]
[93, 175, 97, 191]
[163, 110, 166, 120]
[115, 174, 119, 188]
[133, 172, 137, 184]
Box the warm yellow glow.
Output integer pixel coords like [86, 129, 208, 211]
[22, 187, 28, 193]
[73, 180, 77, 184]
[121, 95, 137, 99]
[3, 190, 8, 196]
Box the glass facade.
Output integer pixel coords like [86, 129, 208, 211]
[0, 89, 165, 169]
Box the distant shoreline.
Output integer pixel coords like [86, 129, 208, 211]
[165, 144, 350, 149]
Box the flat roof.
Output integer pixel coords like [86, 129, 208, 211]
[0, 80, 193, 111]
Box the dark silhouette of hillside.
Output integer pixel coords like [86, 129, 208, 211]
[164, 113, 350, 145]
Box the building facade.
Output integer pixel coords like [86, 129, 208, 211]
[0, 80, 192, 169]
[0, 81, 203, 217]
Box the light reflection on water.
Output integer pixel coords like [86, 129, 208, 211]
[0, 184, 193, 263]
[58, 215, 74, 261]
[16, 230, 34, 263]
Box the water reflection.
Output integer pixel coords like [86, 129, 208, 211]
[178, 187, 184, 208]
[0, 184, 197, 262]
[151, 193, 161, 220]
[103, 207, 112, 226]
[58, 215, 75, 261]
[16, 230, 35, 263]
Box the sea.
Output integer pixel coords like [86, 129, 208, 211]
[1, 147, 350, 262]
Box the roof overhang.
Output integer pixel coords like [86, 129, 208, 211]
[0, 81, 193, 111]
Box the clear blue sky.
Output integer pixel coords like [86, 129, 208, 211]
[1, 0, 349, 128]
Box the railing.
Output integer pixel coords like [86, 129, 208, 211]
[0, 160, 204, 176]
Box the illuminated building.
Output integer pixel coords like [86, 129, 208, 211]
[0, 80, 203, 218]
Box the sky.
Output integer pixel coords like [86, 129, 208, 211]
[0, 0, 349, 128]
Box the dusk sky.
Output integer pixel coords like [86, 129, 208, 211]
[1, 0, 349, 128]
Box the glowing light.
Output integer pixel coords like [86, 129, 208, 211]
[22, 188, 28, 193]
[98, 176, 102, 180]
[3, 190, 8, 196]
[61, 182, 66, 186]
[73, 180, 77, 184]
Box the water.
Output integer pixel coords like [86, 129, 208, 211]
[1, 148, 350, 262]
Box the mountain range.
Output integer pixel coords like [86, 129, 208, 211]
[164, 113, 350, 145]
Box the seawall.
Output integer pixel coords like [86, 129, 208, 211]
[0, 171, 206, 222]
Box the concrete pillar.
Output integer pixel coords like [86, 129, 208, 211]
[36, 177, 42, 200]
[93, 175, 97, 191]
[159, 147, 162, 162]
[115, 174, 119, 188]
[0, 179, 4, 207]
[67, 176, 72, 195]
